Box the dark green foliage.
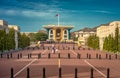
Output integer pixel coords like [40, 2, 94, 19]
[18, 33, 30, 49]
[0, 28, 30, 52]
[28, 33, 36, 42]
[87, 35, 99, 49]
[34, 32, 48, 41]
[103, 26, 120, 53]
[103, 35, 115, 52]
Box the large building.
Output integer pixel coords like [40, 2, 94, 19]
[97, 21, 120, 50]
[0, 20, 9, 33]
[0, 20, 20, 50]
[44, 25, 74, 42]
[74, 28, 96, 45]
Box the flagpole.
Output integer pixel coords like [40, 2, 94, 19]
[58, 14, 59, 26]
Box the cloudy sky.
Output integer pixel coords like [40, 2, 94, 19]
[0, 0, 120, 32]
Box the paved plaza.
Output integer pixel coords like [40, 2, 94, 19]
[0, 43, 120, 78]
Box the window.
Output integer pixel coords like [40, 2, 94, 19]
[64, 30, 67, 34]
[50, 30, 53, 34]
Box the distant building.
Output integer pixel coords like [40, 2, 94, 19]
[74, 28, 96, 45]
[21, 32, 37, 36]
[0, 19, 20, 50]
[38, 30, 47, 34]
[97, 21, 120, 50]
[0, 20, 9, 33]
[43, 25, 74, 42]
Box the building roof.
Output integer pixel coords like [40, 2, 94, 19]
[43, 25, 74, 29]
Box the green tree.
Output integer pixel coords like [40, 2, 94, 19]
[8, 28, 15, 50]
[34, 32, 48, 41]
[114, 26, 119, 52]
[0, 29, 6, 52]
[18, 33, 30, 49]
[28, 33, 36, 42]
[87, 35, 99, 49]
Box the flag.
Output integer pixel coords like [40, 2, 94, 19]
[56, 14, 59, 16]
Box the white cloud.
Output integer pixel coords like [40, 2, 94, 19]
[21, 10, 52, 17]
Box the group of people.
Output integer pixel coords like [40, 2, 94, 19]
[51, 44, 58, 54]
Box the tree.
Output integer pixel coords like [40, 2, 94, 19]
[0, 29, 6, 52]
[28, 33, 36, 42]
[18, 33, 30, 49]
[8, 28, 15, 50]
[87, 35, 99, 49]
[34, 32, 48, 41]
[114, 26, 119, 52]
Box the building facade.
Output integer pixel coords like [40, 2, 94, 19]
[44, 25, 74, 42]
[75, 30, 96, 45]
[0, 20, 9, 33]
[0, 20, 20, 50]
[97, 21, 120, 50]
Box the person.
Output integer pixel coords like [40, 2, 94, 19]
[52, 44, 55, 53]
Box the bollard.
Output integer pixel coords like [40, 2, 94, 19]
[77, 53, 80, 59]
[109, 55, 111, 60]
[48, 47, 49, 50]
[87, 53, 89, 59]
[75, 68, 77, 78]
[29, 53, 32, 58]
[89, 54, 91, 59]
[99, 55, 101, 59]
[7, 54, 9, 59]
[38, 53, 41, 59]
[107, 68, 110, 78]
[96, 53, 98, 59]
[90, 68, 94, 78]
[17, 54, 19, 59]
[1, 53, 3, 58]
[48, 53, 50, 58]
[115, 54, 117, 59]
[28, 54, 29, 59]
[11, 68, 14, 78]
[83, 48, 85, 50]
[27, 67, 30, 78]
[43, 68, 46, 78]
[20, 53, 22, 58]
[59, 67, 62, 78]
[58, 53, 60, 58]
[106, 54, 108, 59]
[73, 46, 75, 50]
[68, 53, 70, 59]
[10, 53, 12, 58]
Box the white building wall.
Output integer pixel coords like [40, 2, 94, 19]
[97, 21, 120, 50]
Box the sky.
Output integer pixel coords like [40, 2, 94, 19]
[0, 0, 120, 32]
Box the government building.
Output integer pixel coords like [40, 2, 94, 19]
[74, 28, 96, 45]
[0, 20, 20, 50]
[44, 25, 74, 42]
[97, 21, 120, 50]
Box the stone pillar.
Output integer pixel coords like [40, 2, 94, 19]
[15, 31, 18, 50]
[68, 29, 70, 39]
